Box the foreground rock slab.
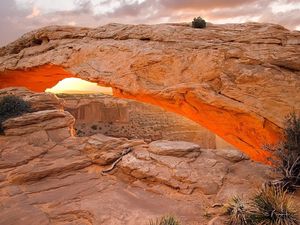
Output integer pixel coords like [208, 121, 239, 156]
[0, 88, 299, 224]
[0, 133, 273, 225]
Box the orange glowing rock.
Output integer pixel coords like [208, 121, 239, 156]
[0, 65, 72, 92]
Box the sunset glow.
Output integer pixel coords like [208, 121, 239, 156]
[45, 78, 113, 95]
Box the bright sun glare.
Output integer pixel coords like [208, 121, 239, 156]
[45, 78, 113, 95]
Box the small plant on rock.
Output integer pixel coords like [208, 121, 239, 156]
[148, 215, 181, 225]
[224, 186, 299, 224]
[265, 113, 300, 192]
[192, 16, 206, 29]
[224, 196, 250, 225]
[250, 185, 299, 225]
[0, 95, 31, 134]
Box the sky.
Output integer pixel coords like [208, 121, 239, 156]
[45, 78, 113, 94]
[0, 0, 300, 46]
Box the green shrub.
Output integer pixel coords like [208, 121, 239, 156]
[225, 186, 299, 225]
[224, 196, 250, 225]
[192, 17, 206, 29]
[265, 113, 300, 191]
[0, 95, 31, 134]
[250, 186, 299, 225]
[148, 216, 181, 225]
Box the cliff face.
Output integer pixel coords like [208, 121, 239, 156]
[0, 22, 299, 162]
[60, 94, 226, 149]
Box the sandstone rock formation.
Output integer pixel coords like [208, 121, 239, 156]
[0, 23, 299, 161]
[83, 134, 144, 165]
[0, 87, 64, 111]
[0, 88, 289, 225]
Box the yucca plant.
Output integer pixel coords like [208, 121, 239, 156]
[250, 186, 299, 225]
[265, 113, 300, 192]
[148, 215, 181, 225]
[224, 196, 251, 225]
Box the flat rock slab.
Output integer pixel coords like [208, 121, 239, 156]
[148, 140, 201, 158]
[213, 148, 249, 163]
[3, 110, 74, 136]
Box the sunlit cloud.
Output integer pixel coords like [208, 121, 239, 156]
[270, 0, 300, 13]
[16, 0, 77, 13]
[26, 5, 40, 19]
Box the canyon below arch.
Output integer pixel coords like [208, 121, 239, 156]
[1, 22, 299, 162]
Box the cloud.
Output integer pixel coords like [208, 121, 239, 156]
[26, 6, 41, 19]
[0, 0, 31, 46]
[0, 0, 299, 47]
[259, 8, 300, 29]
[159, 0, 259, 10]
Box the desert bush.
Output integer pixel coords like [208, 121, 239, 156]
[250, 186, 299, 225]
[148, 215, 181, 225]
[0, 95, 31, 134]
[225, 186, 299, 225]
[192, 17, 206, 29]
[265, 113, 300, 191]
[224, 196, 250, 225]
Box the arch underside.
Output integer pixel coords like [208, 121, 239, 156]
[0, 64, 282, 163]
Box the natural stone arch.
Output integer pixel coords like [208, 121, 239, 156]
[0, 23, 299, 163]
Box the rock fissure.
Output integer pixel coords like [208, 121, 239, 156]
[218, 92, 243, 104]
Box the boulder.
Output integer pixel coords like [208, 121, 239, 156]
[213, 148, 249, 163]
[2, 110, 75, 142]
[148, 140, 201, 158]
[0, 87, 64, 111]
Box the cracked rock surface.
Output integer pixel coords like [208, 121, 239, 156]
[1, 88, 293, 225]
